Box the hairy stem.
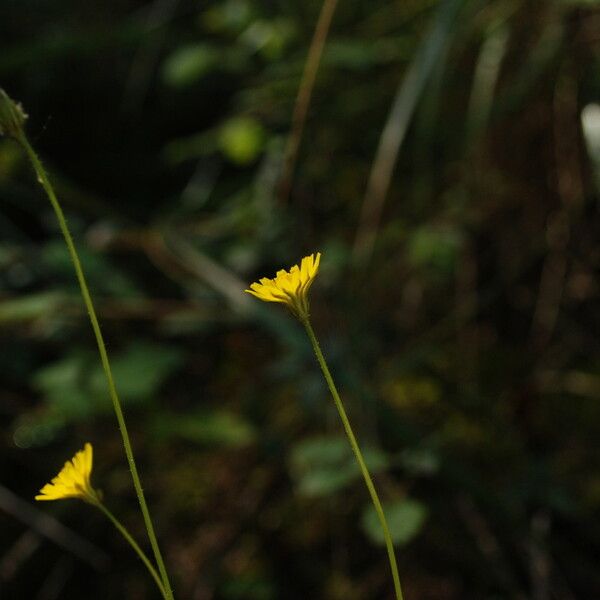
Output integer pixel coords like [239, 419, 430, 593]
[302, 317, 404, 600]
[17, 132, 174, 600]
[95, 501, 168, 600]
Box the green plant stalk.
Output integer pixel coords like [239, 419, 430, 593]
[16, 132, 175, 600]
[94, 500, 168, 600]
[301, 317, 404, 600]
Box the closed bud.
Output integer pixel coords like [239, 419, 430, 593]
[0, 88, 27, 139]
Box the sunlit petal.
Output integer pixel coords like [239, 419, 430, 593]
[35, 443, 98, 503]
[245, 252, 321, 319]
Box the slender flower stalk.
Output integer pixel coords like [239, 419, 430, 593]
[36, 444, 168, 600]
[246, 253, 405, 600]
[301, 318, 404, 600]
[0, 89, 174, 600]
[95, 502, 168, 600]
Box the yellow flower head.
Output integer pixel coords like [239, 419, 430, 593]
[245, 252, 321, 319]
[35, 443, 98, 503]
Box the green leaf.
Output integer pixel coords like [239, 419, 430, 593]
[220, 574, 275, 600]
[362, 499, 427, 546]
[0, 292, 64, 324]
[324, 38, 408, 70]
[42, 241, 142, 298]
[162, 44, 220, 88]
[33, 352, 98, 419]
[218, 117, 265, 165]
[203, 0, 255, 34]
[89, 341, 184, 404]
[151, 410, 255, 447]
[290, 436, 389, 498]
[407, 225, 463, 275]
[399, 447, 440, 476]
[239, 19, 294, 60]
[34, 342, 184, 422]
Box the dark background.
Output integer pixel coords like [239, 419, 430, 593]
[1, 0, 600, 598]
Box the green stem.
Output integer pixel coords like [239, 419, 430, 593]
[17, 133, 175, 600]
[302, 317, 404, 600]
[94, 500, 168, 600]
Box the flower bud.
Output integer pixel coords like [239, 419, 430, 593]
[0, 88, 27, 139]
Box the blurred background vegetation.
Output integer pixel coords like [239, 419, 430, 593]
[1, 0, 600, 598]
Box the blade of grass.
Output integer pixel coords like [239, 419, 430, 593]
[279, 0, 339, 203]
[466, 24, 509, 142]
[352, 0, 464, 265]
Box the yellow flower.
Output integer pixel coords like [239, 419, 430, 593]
[245, 252, 321, 319]
[35, 443, 99, 503]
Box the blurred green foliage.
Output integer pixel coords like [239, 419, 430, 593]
[290, 435, 389, 497]
[362, 499, 428, 547]
[1, 0, 600, 598]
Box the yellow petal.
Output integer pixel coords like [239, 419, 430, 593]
[245, 253, 321, 319]
[35, 443, 97, 503]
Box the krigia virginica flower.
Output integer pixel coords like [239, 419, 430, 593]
[36, 443, 99, 504]
[245, 252, 321, 320]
